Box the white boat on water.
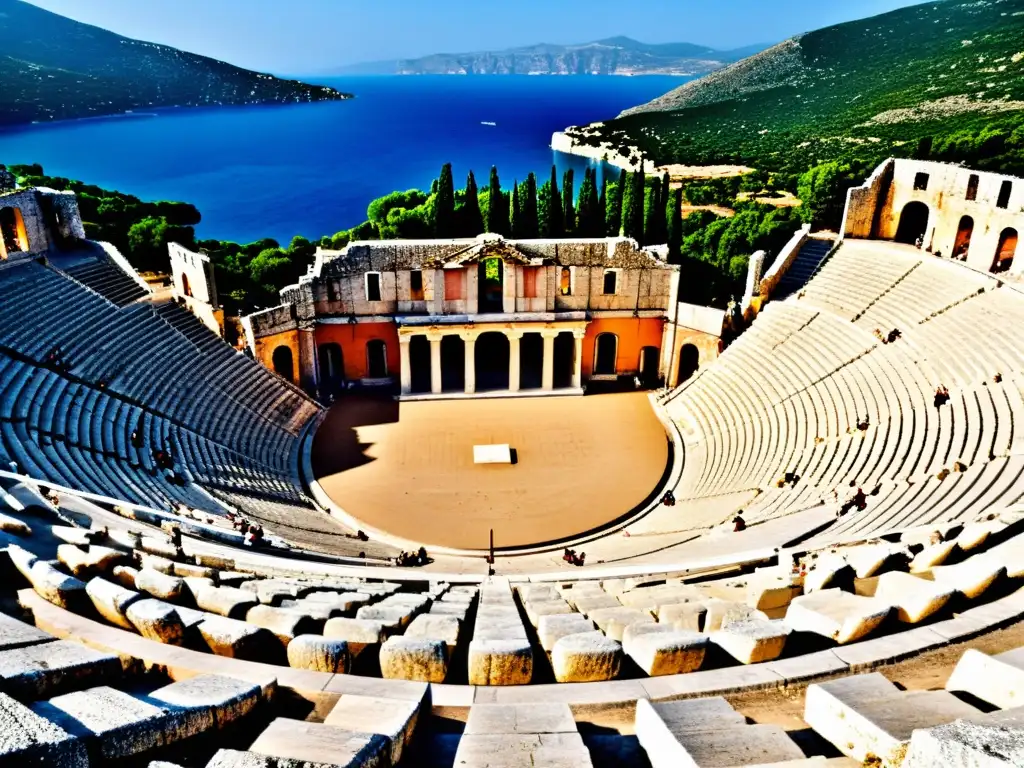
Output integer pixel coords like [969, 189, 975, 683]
[480, 121, 497, 126]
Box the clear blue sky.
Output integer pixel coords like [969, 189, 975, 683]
[25, 0, 931, 75]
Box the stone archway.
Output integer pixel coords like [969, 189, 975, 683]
[993, 228, 1018, 274]
[953, 215, 974, 260]
[440, 335, 465, 393]
[272, 346, 294, 382]
[475, 332, 510, 391]
[894, 201, 929, 245]
[0, 207, 27, 256]
[677, 343, 700, 386]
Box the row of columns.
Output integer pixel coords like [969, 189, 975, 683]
[398, 328, 585, 397]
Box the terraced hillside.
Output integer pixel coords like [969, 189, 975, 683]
[581, 0, 1024, 175]
[0, 0, 350, 126]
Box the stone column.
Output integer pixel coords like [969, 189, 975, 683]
[461, 332, 477, 395]
[298, 327, 318, 394]
[429, 336, 443, 395]
[398, 336, 412, 396]
[508, 330, 523, 393]
[572, 330, 586, 390]
[540, 330, 558, 391]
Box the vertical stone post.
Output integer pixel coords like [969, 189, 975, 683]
[298, 327, 318, 395]
[429, 335, 443, 395]
[572, 330, 586, 390]
[508, 330, 523, 393]
[462, 332, 477, 395]
[541, 330, 558, 391]
[398, 335, 412, 396]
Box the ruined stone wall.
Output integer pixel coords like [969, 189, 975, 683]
[843, 159, 895, 240]
[0, 189, 52, 259]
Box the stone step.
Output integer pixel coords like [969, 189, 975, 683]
[224, 717, 390, 767]
[945, 647, 1024, 709]
[785, 589, 892, 644]
[456, 703, 593, 768]
[323, 690, 428, 766]
[0, 639, 122, 700]
[0, 690, 87, 765]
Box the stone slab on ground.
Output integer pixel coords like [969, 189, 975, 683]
[945, 648, 1024, 709]
[0, 690, 87, 766]
[804, 672, 982, 767]
[322, 618, 386, 658]
[324, 693, 424, 766]
[126, 599, 186, 645]
[467, 639, 533, 686]
[196, 616, 277, 662]
[286, 635, 349, 674]
[404, 614, 461, 653]
[785, 589, 892, 644]
[246, 718, 389, 767]
[453, 733, 594, 768]
[85, 576, 143, 630]
[711, 619, 790, 664]
[624, 629, 708, 677]
[831, 626, 946, 671]
[31, 685, 206, 759]
[0, 639, 122, 700]
[379, 637, 447, 683]
[905, 715, 1024, 767]
[551, 631, 622, 683]
[463, 703, 578, 735]
[537, 614, 595, 652]
[148, 673, 266, 729]
[873, 572, 954, 623]
[931, 556, 1005, 600]
[0, 611, 53, 651]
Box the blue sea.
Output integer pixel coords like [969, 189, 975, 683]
[0, 76, 688, 244]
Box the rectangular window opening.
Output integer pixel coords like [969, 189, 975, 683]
[913, 172, 930, 191]
[966, 174, 979, 202]
[559, 267, 572, 296]
[997, 180, 1012, 210]
[410, 270, 423, 300]
[524, 267, 539, 299]
[444, 269, 464, 301]
[603, 270, 618, 295]
[366, 273, 381, 302]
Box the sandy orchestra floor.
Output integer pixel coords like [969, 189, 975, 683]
[311, 392, 670, 550]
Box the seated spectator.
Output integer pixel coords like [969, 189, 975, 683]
[934, 385, 950, 409]
[784, 471, 800, 486]
[853, 487, 867, 511]
[886, 328, 902, 344]
[661, 489, 676, 506]
[417, 545, 428, 565]
[857, 416, 870, 431]
[994, 372, 1003, 384]
[732, 514, 746, 532]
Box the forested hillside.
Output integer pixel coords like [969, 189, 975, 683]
[0, 0, 350, 126]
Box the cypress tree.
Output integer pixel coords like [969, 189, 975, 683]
[523, 172, 539, 238]
[511, 180, 522, 238]
[667, 187, 683, 263]
[605, 180, 621, 236]
[434, 163, 456, 237]
[562, 169, 575, 235]
[586, 168, 601, 237]
[547, 166, 564, 237]
[643, 185, 659, 247]
[622, 169, 644, 241]
[487, 166, 510, 236]
[461, 170, 484, 236]
[598, 175, 607, 235]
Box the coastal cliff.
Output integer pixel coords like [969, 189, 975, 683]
[0, 0, 351, 126]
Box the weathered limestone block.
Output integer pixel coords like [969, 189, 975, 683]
[945, 648, 1024, 710]
[182, 576, 215, 601]
[570, 593, 622, 615]
[110, 565, 139, 590]
[711, 619, 790, 664]
[744, 574, 802, 611]
[245, 605, 318, 645]
[537, 614, 595, 652]
[135, 569, 185, 602]
[588, 607, 652, 641]
[196, 586, 258, 619]
[703, 598, 767, 632]
[286, 635, 350, 673]
[321, 617, 387, 658]
[302, 591, 371, 616]
[517, 585, 560, 603]
[429, 601, 470, 620]
[0, 510, 31, 537]
[625, 628, 707, 676]
[524, 599, 573, 628]
[0, 690, 87, 766]
[50, 526, 94, 547]
[85, 576, 143, 630]
[909, 541, 957, 573]
[551, 631, 622, 683]
[56, 545, 126, 579]
[104, 529, 141, 551]
[805, 673, 982, 767]
[25, 560, 88, 610]
[846, 543, 907, 578]
[125, 599, 185, 645]
[324, 693, 422, 766]
[931, 556, 1005, 599]
[0, 611, 53, 652]
[905, 715, 1024, 767]
[233, 718, 389, 768]
[355, 604, 412, 631]
[874, 571, 954, 623]
[468, 639, 533, 686]
[170, 562, 216, 580]
[214, 572, 249, 588]
[404, 614, 461, 654]
[196, 616, 277, 662]
[137, 552, 175, 575]
[803, 554, 852, 592]
[453, 733, 593, 768]
[149, 674, 266, 729]
[786, 589, 892, 644]
[657, 602, 707, 631]
[0, 641, 121, 699]
[140, 535, 180, 560]
[30, 685, 204, 760]
[464, 702, 578, 735]
[379, 637, 447, 683]
[955, 520, 1003, 552]
[379, 594, 430, 614]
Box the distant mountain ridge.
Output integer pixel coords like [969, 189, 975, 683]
[0, 0, 350, 127]
[335, 36, 770, 76]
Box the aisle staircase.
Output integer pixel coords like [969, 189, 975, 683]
[773, 237, 835, 301]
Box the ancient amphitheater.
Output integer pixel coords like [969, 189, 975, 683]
[0, 159, 1023, 766]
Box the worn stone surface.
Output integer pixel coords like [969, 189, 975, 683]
[874, 572, 954, 623]
[322, 618, 386, 658]
[287, 635, 350, 673]
[196, 586, 257, 619]
[657, 602, 706, 631]
[711, 619, 790, 664]
[246, 718, 389, 767]
[111, 565, 139, 590]
[465, 703, 578, 734]
[379, 637, 447, 683]
[702, 598, 767, 632]
[125, 599, 185, 645]
[552, 631, 622, 683]
[196, 616, 277, 662]
[909, 541, 957, 572]
[624, 629, 707, 676]
[946, 648, 1024, 709]
[246, 605, 318, 645]
[931, 556, 1005, 600]
[0, 640, 122, 699]
[404, 614, 461, 653]
[453, 732, 593, 768]
[355, 605, 412, 631]
[786, 589, 892, 644]
[0, 690, 87, 766]
[149, 674, 265, 728]
[588, 607, 652, 641]
[25, 560, 88, 610]
[468, 639, 533, 686]
[56, 544, 126, 579]
[905, 717, 1024, 767]
[0, 610, 53, 651]
[85, 576, 143, 630]
[537, 614, 594, 652]
[135, 569, 185, 602]
[324, 694, 422, 766]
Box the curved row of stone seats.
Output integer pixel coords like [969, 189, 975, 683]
[207, 680, 430, 768]
[60, 252, 150, 307]
[660, 243, 1024, 551]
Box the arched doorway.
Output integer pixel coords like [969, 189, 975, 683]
[440, 335, 465, 392]
[272, 346, 294, 383]
[993, 228, 1018, 274]
[553, 333, 575, 389]
[181, 273, 193, 298]
[953, 215, 974, 260]
[519, 333, 543, 390]
[639, 346, 660, 389]
[409, 335, 431, 393]
[594, 333, 618, 376]
[478, 258, 504, 314]
[366, 339, 388, 379]
[0, 207, 27, 255]
[475, 332, 510, 391]
[318, 343, 344, 395]
[894, 201, 929, 245]
[676, 344, 699, 386]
